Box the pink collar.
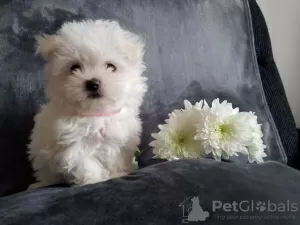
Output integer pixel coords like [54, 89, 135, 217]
[78, 109, 121, 117]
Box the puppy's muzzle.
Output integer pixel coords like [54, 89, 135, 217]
[85, 78, 101, 98]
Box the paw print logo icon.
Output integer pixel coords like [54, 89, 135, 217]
[256, 201, 266, 212]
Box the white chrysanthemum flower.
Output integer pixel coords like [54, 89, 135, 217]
[240, 112, 267, 163]
[195, 99, 266, 163]
[203, 98, 239, 120]
[248, 137, 267, 163]
[150, 98, 267, 164]
[150, 100, 205, 160]
[184, 99, 204, 110]
[194, 99, 252, 161]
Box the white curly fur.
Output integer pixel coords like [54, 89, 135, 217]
[28, 19, 147, 187]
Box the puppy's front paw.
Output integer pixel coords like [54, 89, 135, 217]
[110, 172, 128, 179]
[73, 177, 109, 186]
[27, 182, 48, 189]
[71, 169, 110, 186]
[110, 169, 134, 179]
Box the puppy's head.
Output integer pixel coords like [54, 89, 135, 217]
[36, 20, 146, 115]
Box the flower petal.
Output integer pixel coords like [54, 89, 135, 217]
[184, 100, 193, 109]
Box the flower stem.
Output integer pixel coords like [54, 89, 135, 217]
[135, 146, 151, 157]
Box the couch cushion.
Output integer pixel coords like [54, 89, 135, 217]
[1, 159, 300, 225]
[0, 0, 289, 196]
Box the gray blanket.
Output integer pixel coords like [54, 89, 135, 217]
[1, 159, 300, 225]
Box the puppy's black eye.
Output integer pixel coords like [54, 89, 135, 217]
[70, 64, 81, 72]
[106, 63, 117, 72]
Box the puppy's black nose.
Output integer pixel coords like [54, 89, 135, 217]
[85, 78, 100, 92]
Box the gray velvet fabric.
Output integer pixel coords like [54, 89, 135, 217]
[1, 159, 300, 225]
[0, 0, 287, 194]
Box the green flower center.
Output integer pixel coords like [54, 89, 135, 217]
[172, 132, 189, 148]
[219, 123, 233, 140]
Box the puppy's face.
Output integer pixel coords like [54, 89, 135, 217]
[37, 20, 145, 114]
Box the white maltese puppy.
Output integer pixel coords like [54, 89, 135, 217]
[28, 19, 147, 188]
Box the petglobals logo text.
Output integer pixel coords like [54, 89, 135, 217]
[212, 200, 298, 213]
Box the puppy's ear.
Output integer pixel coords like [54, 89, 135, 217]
[123, 32, 145, 64]
[35, 34, 60, 60]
